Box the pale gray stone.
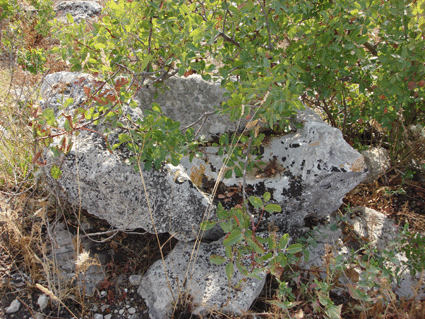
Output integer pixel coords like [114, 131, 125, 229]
[395, 271, 425, 300]
[138, 237, 267, 319]
[361, 147, 390, 183]
[128, 307, 136, 314]
[129, 275, 142, 286]
[54, 1, 102, 24]
[37, 294, 49, 311]
[48, 222, 105, 296]
[346, 206, 399, 251]
[104, 314, 112, 319]
[135, 74, 241, 140]
[34, 312, 45, 319]
[93, 314, 103, 319]
[41, 72, 367, 241]
[5, 299, 21, 314]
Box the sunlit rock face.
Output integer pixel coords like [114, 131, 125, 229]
[41, 72, 367, 242]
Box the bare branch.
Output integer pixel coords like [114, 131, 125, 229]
[214, 32, 241, 48]
[181, 111, 215, 135]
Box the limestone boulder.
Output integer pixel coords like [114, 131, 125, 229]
[138, 237, 267, 318]
[135, 74, 243, 140]
[54, 1, 102, 24]
[41, 72, 367, 242]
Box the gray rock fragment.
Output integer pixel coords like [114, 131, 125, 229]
[135, 74, 242, 140]
[37, 294, 49, 311]
[129, 275, 142, 286]
[54, 1, 102, 24]
[5, 299, 21, 314]
[361, 147, 390, 183]
[138, 238, 266, 319]
[49, 222, 105, 296]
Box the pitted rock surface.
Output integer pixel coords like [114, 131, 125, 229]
[138, 237, 267, 318]
[41, 71, 367, 242]
[135, 74, 245, 140]
[54, 1, 102, 24]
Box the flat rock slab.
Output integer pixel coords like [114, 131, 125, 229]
[138, 238, 266, 318]
[41, 72, 367, 242]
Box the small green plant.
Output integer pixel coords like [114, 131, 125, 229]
[401, 223, 425, 276]
[202, 193, 302, 279]
[17, 48, 47, 74]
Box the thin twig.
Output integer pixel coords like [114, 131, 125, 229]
[222, 0, 228, 33]
[243, 134, 253, 214]
[258, 0, 273, 50]
[214, 32, 241, 48]
[181, 111, 215, 132]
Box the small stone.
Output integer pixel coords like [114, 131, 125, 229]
[100, 304, 109, 312]
[129, 275, 142, 286]
[6, 299, 21, 314]
[93, 314, 103, 319]
[34, 312, 45, 319]
[128, 307, 136, 314]
[100, 290, 107, 298]
[104, 315, 112, 319]
[119, 309, 124, 315]
[37, 294, 49, 311]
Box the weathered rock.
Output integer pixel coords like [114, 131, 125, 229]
[49, 222, 105, 296]
[138, 237, 267, 319]
[300, 207, 425, 301]
[41, 72, 367, 241]
[129, 275, 142, 286]
[37, 294, 49, 311]
[54, 1, 102, 24]
[361, 147, 390, 183]
[135, 74, 243, 140]
[298, 216, 350, 281]
[345, 206, 399, 251]
[5, 299, 20, 314]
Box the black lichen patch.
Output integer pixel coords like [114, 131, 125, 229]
[281, 176, 303, 199]
[290, 143, 300, 148]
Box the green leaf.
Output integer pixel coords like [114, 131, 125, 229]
[286, 243, 302, 254]
[42, 109, 56, 126]
[249, 196, 263, 208]
[224, 169, 233, 179]
[50, 165, 62, 179]
[63, 98, 74, 108]
[64, 119, 72, 132]
[225, 262, 234, 281]
[263, 192, 271, 202]
[66, 13, 74, 24]
[264, 204, 281, 213]
[234, 165, 243, 177]
[223, 230, 244, 246]
[246, 235, 266, 254]
[151, 103, 162, 113]
[210, 254, 227, 265]
[200, 220, 217, 231]
[277, 234, 289, 250]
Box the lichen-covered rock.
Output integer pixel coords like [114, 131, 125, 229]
[135, 74, 242, 140]
[41, 72, 367, 241]
[54, 1, 102, 24]
[138, 237, 267, 318]
[361, 147, 390, 183]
